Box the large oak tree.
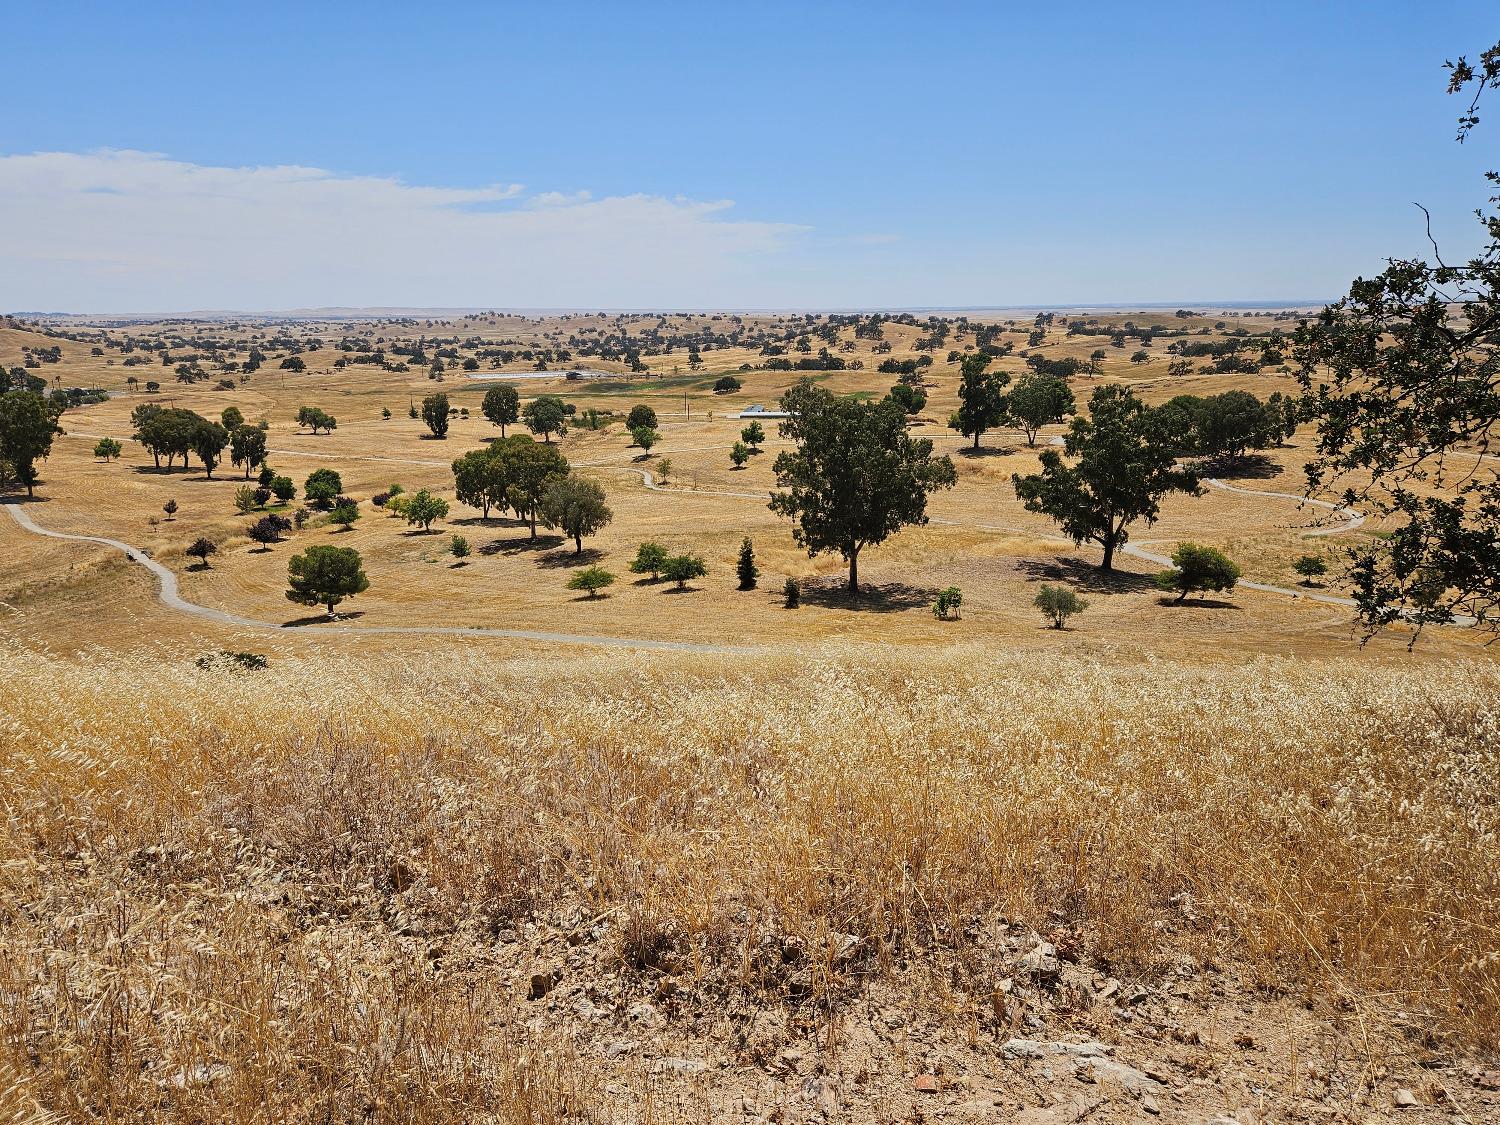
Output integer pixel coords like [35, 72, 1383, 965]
[1012, 385, 1200, 570]
[770, 379, 956, 594]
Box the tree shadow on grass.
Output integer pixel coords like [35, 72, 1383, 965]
[453, 514, 525, 528]
[284, 610, 367, 627]
[535, 547, 604, 569]
[1016, 557, 1158, 594]
[799, 579, 936, 613]
[479, 534, 565, 556]
[956, 445, 1018, 459]
[1202, 454, 1285, 481]
[1154, 596, 1244, 611]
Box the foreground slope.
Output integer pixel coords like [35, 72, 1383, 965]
[2, 644, 1497, 1122]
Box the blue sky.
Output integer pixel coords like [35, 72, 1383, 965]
[3, 0, 1497, 311]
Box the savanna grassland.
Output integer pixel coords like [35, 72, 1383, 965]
[1, 308, 1486, 660]
[2, 309, 1498, 1123]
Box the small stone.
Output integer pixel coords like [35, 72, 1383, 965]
[627, 1001, 664, 1028]
[1020, 941, 1061, 982]
[803, 1076, 838, 1114]
[1098, 978, 1120, 1001]
[1393, 1088, 1420, 1109]
[914, 1074, 940, 1093]
[832, 933, 862, 963]
[1141, 1094, 1161, 1115]
[654, 1057, 708, 1076]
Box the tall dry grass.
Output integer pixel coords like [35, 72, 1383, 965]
[1, 643, 1497, 1119]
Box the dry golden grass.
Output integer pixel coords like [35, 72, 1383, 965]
[2, 643, 1497, 1119]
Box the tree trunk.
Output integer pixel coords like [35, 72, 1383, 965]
[848, 548, 860, 594]
[529, 510, 537, 538]
[1100, 537, 1116, 571]
[973, 431, 981, 451]
[574, 533, 583, 554]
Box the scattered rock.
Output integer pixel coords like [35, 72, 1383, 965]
[913, 1074, 940, 1093]
[1074, 1055, 1162, 1094]
[627, 1001, 664, 1028]
[654, 1057, 708, 1076]
[832, 932, 862, 964]
[1393, 1087, 1420, 1109]
[602, 1039, 637, 1059]
[1141, 1093, 1161, 1115]
[1001, 1038, 1109, 1061]
[1020, 941, 1061, 983]
[802, 1076, 838, 1114]
[155, 1062, 231, 1088]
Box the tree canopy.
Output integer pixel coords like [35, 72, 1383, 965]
[0, 389, 64, 497]
[949, 354, 1010, 450]
[523, 395, 568, 442]
[482, 384, 521, 436]
[1005, 372, 1075, 447]
[539, 475, 613, 554]
[286, 544, 369, 616]
[770, 378, 956, 593]
[422, 393, 451, 438]
[1293, 38, 1500, 636]
[230, 424, 268, 478]
[1013, 385, 1201, 570]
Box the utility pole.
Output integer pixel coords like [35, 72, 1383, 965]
[684, 390, 689, 421]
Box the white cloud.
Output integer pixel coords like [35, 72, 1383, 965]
[0, 150, 809, 312]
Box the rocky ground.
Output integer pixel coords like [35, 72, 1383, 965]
[458, 902, 1500, 1124]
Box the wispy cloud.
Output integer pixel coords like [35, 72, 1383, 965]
[0, 150, 809, 311]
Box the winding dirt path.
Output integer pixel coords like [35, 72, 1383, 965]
[2, 502, 749, 653]
[1121, 477, 1368, 610]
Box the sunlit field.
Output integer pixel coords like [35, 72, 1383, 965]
[1, 644, 1496, 1121]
